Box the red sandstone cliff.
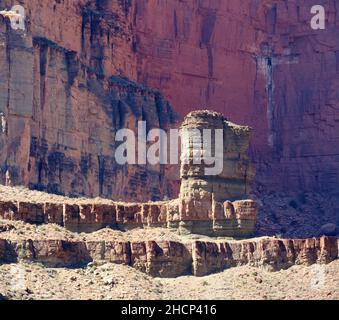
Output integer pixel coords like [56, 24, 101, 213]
[0, 0, 339, 200]
[0, 0, 179, 201]
[130, 0, 339, 195]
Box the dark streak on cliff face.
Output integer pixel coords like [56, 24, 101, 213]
[200, 10, 216, 103]
[201, 11, 217, 46]
[118, 0, 132, 17]
[81, 5, 111, 77]
[266, 57, 274, 147]
[266, 4, 278, 35]
[201, 10, 216, 77]
[38, 44, 47, 110]
[173, 9, 178, 39]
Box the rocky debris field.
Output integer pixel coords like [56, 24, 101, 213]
[0, 185, 338, 299]
[0, 185, 115, 205]
[256, 192, 339, 238]
[0, 260, 338, 300]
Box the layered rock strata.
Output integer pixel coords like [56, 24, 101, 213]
[179, 110, 256, 236]
[0, 236, 337, 277]
[0, 5, 178, 202]
[1, 0, 339, 199]
[0, 109, 259, 237]
[0, 198, 258, 237]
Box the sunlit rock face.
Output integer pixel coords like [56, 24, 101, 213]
[180, 110, 254, 202]
[178, 110, 257, 237]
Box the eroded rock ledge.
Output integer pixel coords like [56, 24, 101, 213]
[0, 198, 258, 237]
[0, 236, 337, 277]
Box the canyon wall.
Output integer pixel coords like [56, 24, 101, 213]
[129, 0, 339, 195]
[0, 0, 339, 199]
[0, 0, 178, 201]
[0, 235, 337, 277]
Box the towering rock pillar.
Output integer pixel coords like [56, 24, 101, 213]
[180, 110, 255, 201]
[178, 110, 258, 236]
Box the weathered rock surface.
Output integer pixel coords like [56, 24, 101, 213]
[0, 197, 258, 237]
[1, 0, 339, 201]
[192, 236, 338, 276]
[0, 109, 258, 236]
[0, 1, 178, 202]
[0, 236, 337, 277]
[180, 110, 255, 201]
[0, 223, 15, 232]
[178, 110, 257, 236]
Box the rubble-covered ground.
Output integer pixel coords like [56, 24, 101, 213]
[0, 185, 338, 300]
[256, 192, 339, 238]
[0, 216, 338, 300]
[0, 260, 338, 300]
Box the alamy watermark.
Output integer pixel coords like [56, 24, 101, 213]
[0, 4, 327, 32]
[311, 5, 326, 30]
[0, 5, 25, 31]
[115, 121, 224, 176]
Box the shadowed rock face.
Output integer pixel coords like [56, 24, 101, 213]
[0, 3, 178, 202]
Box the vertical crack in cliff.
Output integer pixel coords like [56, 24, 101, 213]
[267, 4, 277, 35]
[266, 56, 275, 148]
[98, 155, 105, 196]
[118, 0, 132, 17]
[5, 22, 10, 126]
[201, 10, 216, 104]
[173, 9, 178, 39]
[81, 7, 104, 75]
[39, 43, 47, 110]
[2, 20, 12, 180]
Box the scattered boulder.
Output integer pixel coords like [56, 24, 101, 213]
[318, 224, 339, 237]
[0, 293, 8, 300]
[0, 224, 15, 232]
